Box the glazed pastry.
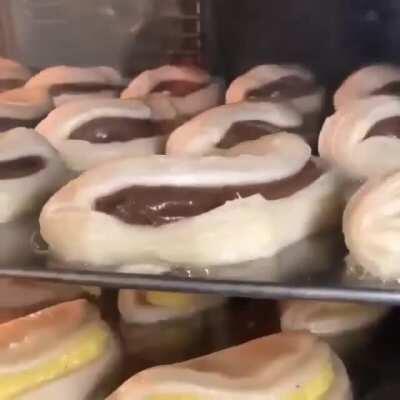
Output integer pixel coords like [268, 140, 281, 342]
[0, 279, 84, 323]
[36, 98, 176, 172]
[107, 331, 352, 400]
[0, 299, 121, 400]
[334, 64, 400, 110]
[40, 139, 342, 268]
[166, 101, 303, 156]
[121, 65, 223, 118]
[319, 95, 400, 180]
[226, 64, 324, 141]
[0, 57, 31, 92]
[25, 65, 123, 106]
[280, 300, 389, 356]
[343, 171, 400, 281]
[0, 128, 67, 222]
[0, 87, 53, 132]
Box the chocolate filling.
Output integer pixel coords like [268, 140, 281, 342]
[365, 116, 400, 139]
[151, 80, 208, 97]
[373, 81, 400, 96]
[49, 82, 121, 97]
[0, 79, 26, 92]
[69, 117, 180, 143]
[218, 120, 291, 149]
[0, 117, 44, 132]
[246, 75, 318, 102]
[0, 156, 45, 179]
[95, 160, 322, 226]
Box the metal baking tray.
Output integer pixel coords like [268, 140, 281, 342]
[2, 217, 400, 304]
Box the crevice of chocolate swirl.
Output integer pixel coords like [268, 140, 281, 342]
[246, 76, 318, 102]
[372, 81, 400, 96]
[151, 80, 208, 97]
[0, 156, 46, 179]
[0, 117, 45, 132]
[49, 82, 122, 97]
[69, 117, 181, 143]
[365, 116, 400, 139]
[0, 79, 26, 93]
[95, 160, 323, 226]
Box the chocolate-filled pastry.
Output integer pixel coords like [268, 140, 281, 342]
[0, 86, 53, 132]
[107, 332, 352, 400]
[166, 101, 302, 156]
[334, 64, 400, 110]
[121, 65, 223, 118]
[0, 57, 31, 92]
[25, 65, 123, 106]
[0, 128, 67, 222]
[343, 171, 400, 281]
[36, 98, 174, 172]
[0, 299, 121, 400]
[280, 300, 389, 357]
[319, 95, 400, 180]
[40, 141, 342, 268]
[226, 64, 325, 139]
[0, 279, 84, 323]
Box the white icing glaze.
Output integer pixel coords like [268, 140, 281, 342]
[226, 64, 324, 115]
[36, 98, 166, 172]
[0, 58, 31, 81]
[334, 64, 400, 110]
[121, 65, 223, 117]
[319, 95, 400, 180]
[107, 332, 352, 400]
[0, 128, 67, 223]
[343, 171, 400, 280]
[166, 101, 303, 156]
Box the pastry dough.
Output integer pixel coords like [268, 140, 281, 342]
[166, 101, 302, 156]
[121, 65, 223, 118]
[107, 332, 352, 400]
[0, 128, 67, 222]
[319, 95, 400, 180]
[36, 98, 169, 172]
[334, 64, 400, 110]
[25, 66, 123, 106]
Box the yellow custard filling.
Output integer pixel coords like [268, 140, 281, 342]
[0, 324, 109, 400]
[146, 292, 199, 309]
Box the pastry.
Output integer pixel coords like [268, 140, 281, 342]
[334, 64, 400, 110]
[121, 65, 223, 118]
[0, 87, 53, 132]
[280, 300, 389, 356]
[40, 140, 342, 268]
[226, 64, 325, 146]
[25, 65, 123, 106]
[166, 101, 302, 156]
[0, 57, 31, 92]
[0, 128, 67, 222]
[0, 279, 84, 323]
[319, 95, 400, 180]
[36, 98, 177, 172]
[107, 331, 352, 400]
[343, 171, 400, 281]
[0, 299, 121, 400]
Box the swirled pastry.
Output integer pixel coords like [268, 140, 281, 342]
[107, 332, 352, 400]
[319, 96, 400, 180]
[0, 58, 31, 92]
[0, 128, 67, 222]
[40, 140, 342, 268]
[166, 101, 303, 156]
[334, 64, 400, 110]
[36, 98, 176, 172]
[0, 299, 121, 400]
[121, 65, 223, 118]
[25, 65, 123, 106]
[343, 171, 400, 281]
[0, 87, 53, 132]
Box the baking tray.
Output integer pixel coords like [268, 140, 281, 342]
[2, 217, 400, 304]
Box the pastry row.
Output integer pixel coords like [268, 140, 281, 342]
[1, 277, 393, 399]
